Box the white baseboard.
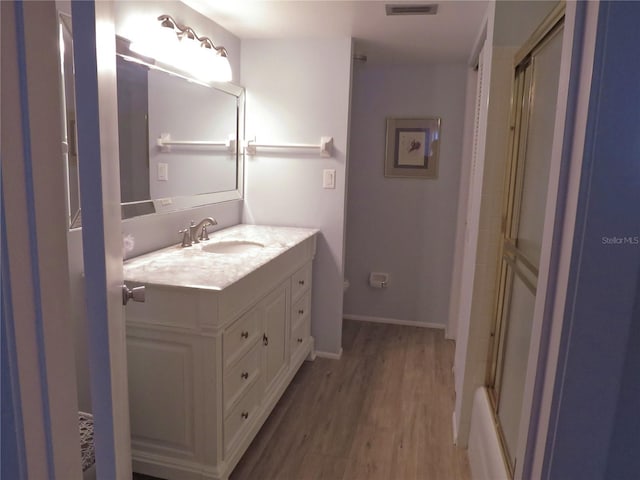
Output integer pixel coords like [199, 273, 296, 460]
[343, 314, 445, 331]
[445, 326, 456, 340]
[314, 348, 343, 360]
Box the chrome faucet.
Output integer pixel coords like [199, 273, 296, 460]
[179, 217, 217, 247]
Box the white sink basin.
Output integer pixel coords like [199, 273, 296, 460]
[201, 240, 265, 254]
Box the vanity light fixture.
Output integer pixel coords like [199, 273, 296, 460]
[130, 14, 232, 83]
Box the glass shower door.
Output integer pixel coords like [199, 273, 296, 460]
[488, 17, 564, 475]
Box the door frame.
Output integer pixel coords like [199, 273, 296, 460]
[72, 0, 132, 477]
[1, 0, 130, 477]
[2, 1, 82, 477]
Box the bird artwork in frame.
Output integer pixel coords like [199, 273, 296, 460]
[384, 117, 441, 179]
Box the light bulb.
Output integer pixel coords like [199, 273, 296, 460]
[130, 24, 178, 63]
[179, 33, 201, 70]
[214, 54, 232, 82]
[187, 45, 232, 83]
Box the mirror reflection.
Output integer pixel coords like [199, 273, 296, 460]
[58, 13, 82, 228]
[58, 16, 245, 228]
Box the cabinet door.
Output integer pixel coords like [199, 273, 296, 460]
[263, 284, 289, 391]
[126, 330, 200, 458]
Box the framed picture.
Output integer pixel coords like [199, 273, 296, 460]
[384, 117, 441, 179]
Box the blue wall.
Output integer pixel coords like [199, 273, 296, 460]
[544, 2, 640, 478]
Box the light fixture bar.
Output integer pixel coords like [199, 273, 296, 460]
[157, 15, 229, 58]
[129, 15, 232, 82]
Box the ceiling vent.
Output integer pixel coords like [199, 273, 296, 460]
[385, 4, 438, 16]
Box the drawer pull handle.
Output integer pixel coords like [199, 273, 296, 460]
[241, 411, 249, 420]
[298, 280, 305, 286]
[262, 334, 269, 346]
[297, 337, 303, 343]
[241, 371, 249, 379]
[241, 331, 249, 339]
[298, 309, 304, 315]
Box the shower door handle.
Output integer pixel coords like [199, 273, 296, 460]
[122, 285, 146, 306]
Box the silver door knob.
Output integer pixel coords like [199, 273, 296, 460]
[122, 285, 145, 306]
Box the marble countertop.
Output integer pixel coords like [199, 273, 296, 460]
[123, 224, 318, 291]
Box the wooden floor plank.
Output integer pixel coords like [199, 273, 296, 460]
[341, 424, 395, 480]
[293, 452, 349, 480]
[359, 324, 409, 430]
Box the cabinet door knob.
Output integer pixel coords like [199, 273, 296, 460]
[241, 371, 249, 379]
[297, 337, 303, 343]
[262, 334, 269, 346]
[241, 331, 249, 339]
[298, 280, 305, 286]
[241, 411, 249, 420]
[298, 309, 304, 315]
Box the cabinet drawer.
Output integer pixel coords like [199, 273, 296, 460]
[223, 308, 260, 367]
[291, 263, 312, 300]
[224, 344, 261, 414]
[292, 291, 311, 329]
[224, 379, 262, 455]
[290, 316, 310, 360]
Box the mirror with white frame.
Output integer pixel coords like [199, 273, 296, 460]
[58, 14, 245, 228]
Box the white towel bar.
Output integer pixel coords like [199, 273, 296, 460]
[244, 136, 333, 157]
[157, 133, 235, 152]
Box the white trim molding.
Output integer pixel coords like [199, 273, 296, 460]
[343, 314, 446, 331]
[314, 349, 343, 360]
[469, 388, 509, 480]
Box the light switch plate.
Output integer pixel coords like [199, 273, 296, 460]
[323, 169, 336, 189]
[158, 163, 169, 181]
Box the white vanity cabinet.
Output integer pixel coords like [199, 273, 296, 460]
[123, 226, 317, 480]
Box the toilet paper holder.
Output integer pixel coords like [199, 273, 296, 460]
[369, 272, 389, 289]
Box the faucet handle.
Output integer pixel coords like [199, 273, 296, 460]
[179, 228, 192, 247]
[199, 225, 210, 241]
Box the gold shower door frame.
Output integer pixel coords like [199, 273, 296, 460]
[486, 7, 565, 477]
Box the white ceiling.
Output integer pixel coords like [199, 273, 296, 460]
[182, 0, 488, 64]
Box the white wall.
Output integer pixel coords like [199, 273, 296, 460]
[240, 38, 353, 356]
[493, 1, 559, 47]
[343, 63, 467, 328]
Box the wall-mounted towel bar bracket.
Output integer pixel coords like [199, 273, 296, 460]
[157, 133, 236, 153]
[244, 136, 333, 157]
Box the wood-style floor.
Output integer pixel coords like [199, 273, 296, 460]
[134, 320, 470, 480]
[230, 320, 470, 480]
